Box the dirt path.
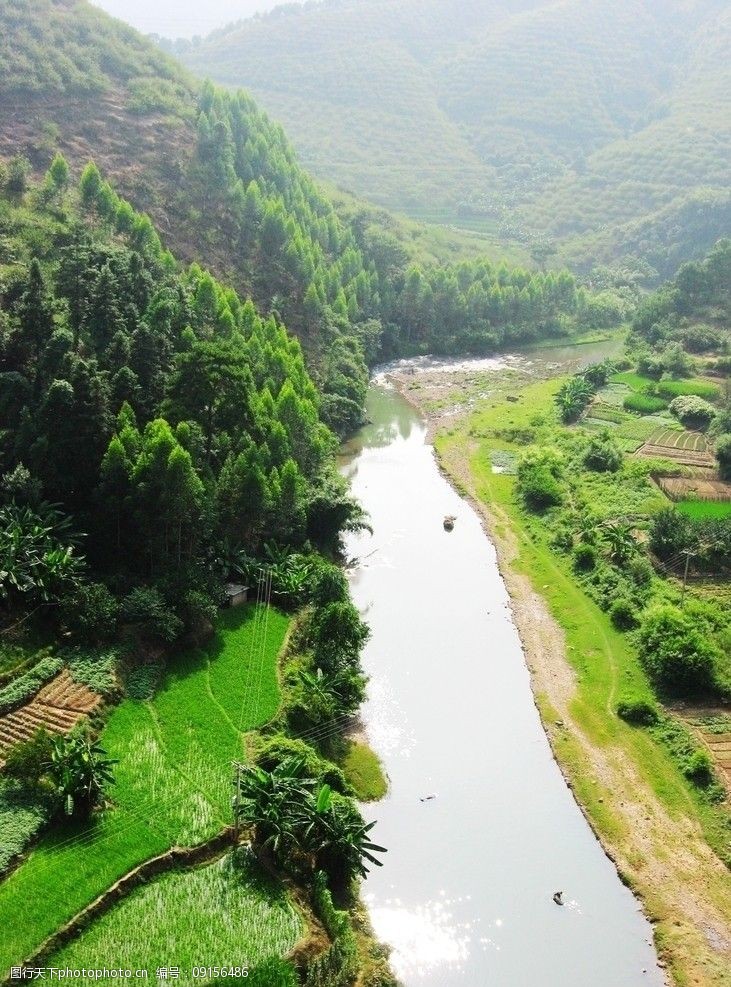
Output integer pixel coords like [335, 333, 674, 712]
[390, 368, 731, 987]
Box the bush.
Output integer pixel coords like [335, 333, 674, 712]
[3, 728, 55, 786]
[583, 434, 623, 472]
[120, 587, 183, 643]
[637, 605, 720, 696]
[715, 433, 731, 479]
[616, 695, 659, 726]
[669, 395, 717, 430]
[517, 447, 564, 511]
[255, 735, 348, 793]
[60, 582, 118, 642]
[684, 748, 714, 786]
[610, 598, 639, 631]
[306, 558, 349, 606]
[181, 589, 217, 635]
[573, 543, 597, 572]
[649, 507, 693, 561]
[623, 393, 668, 414]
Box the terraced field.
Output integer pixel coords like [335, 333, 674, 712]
[637, 428, 715, 468]
[0, 605, 289, 974]
[683, 712, 731, 791]
[0, 671, 101, 754]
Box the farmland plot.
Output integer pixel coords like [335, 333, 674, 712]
[0, 671, 101, 754]
[52, 851, 303, 982]
[637, 428, 715, 467]
[0, 605, 289, 973]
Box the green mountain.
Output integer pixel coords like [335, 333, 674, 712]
[181, 0, 731, 278]
[0, 0, 604, 419]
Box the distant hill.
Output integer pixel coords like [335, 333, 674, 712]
[181, 0, 731, 278]
[0, 0, 616, 430]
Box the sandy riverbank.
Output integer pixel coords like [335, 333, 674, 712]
[387, 367, 731, 987]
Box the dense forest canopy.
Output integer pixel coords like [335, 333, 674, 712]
[0, 0, 610, 438]
[180, 0, 731, 279]
[0, 159, 364, 630]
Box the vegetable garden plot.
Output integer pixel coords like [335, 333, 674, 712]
[0, 671, 101, 754]
[657, 477, 731, 503]
[637, 429, 715, 467]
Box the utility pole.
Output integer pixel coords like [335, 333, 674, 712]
[233, 761, 242, 844]
[680, 549, 693, 609]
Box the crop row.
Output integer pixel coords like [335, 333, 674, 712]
[646, 429, 710, 453]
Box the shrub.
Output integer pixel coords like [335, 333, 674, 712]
[616, 695, 659, 726]
[637, 354, 664, 379]
[684, 749, 714, 786]
[669, 395, 717, 430]
[583, 434, 623, 472]
[637, 605, 720, 696]
[306, 558, 349, 606]
[61, 582, 118, 642]
[623, 393, 668, 414]
[517, 447, 564, 511]
[610, 598, 639, 631]
[255, 735, 348, 793]
[649, 507, 693, 561]
[573, 543, 597, 572]
[520, 466, 564, 510]
[715, 433, 731, 480]
[3, 728, 55, 786]
[309, 601, 370, 674]
[181, 589, 217, 635]
[120, 587, 183, 643]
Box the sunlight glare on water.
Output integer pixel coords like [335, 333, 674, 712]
[341, 345, 664, 987]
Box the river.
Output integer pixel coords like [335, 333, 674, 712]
[340, 343, 664, 986]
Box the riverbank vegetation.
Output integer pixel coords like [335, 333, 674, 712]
[0, 164, 390, 982]
[416, 261, 731, 982]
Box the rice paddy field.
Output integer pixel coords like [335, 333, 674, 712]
[51, 851, 303, 982]
[677, 501, 731, 520]
[0, 605, 289, 974]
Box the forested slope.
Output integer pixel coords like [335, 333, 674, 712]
[0, 0, 380, 431]
[0, 0, 607, 422]
[181, 0, 731, 278]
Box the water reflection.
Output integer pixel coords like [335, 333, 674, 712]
[342, 352, 664, 986]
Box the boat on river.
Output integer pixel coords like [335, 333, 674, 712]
[443, 514, 456, 531]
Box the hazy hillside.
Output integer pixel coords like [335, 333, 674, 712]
[0, 0, 387, 430]
[182, 0, 731, 278]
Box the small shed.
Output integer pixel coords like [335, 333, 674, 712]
[225, 583, 249, 608]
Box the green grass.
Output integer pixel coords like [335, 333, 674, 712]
[340, 741, 388, 802]
[677, 501, 731, 521]
[0, 605, 289, 973]
[51, 851, 302, 983]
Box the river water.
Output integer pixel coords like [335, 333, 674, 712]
[340, 344, 663, 987]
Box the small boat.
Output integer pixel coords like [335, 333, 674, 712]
[443, 515, 456, 531]
[553, 891, 564, 906]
